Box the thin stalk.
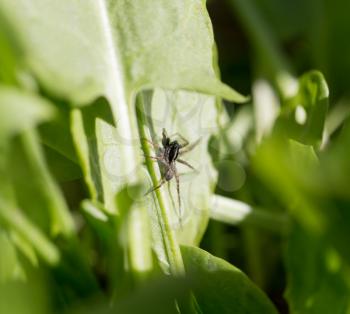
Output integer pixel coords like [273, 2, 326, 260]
[242, 226, 265, 288]
[135, 92, 184, 276]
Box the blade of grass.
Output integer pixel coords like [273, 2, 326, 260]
[136, 92, 184, 276]
[0, 199, 59, 265]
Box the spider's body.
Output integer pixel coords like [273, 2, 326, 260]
[164, 140, 180, 163]
[143, 128, 200, 223]
[162, 140, 180, 181]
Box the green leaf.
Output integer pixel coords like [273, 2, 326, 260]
[255, 118, 350, 270]
[39, 103, 79, 163]
[0, 85, 54, 140]
[9, 230, 38, 267]
[0, 11, 21, 84]
[0, 131, 63, 266]
[70, 97, 114, 206]
[71, 276, 192, 314]
[0, 230, 25, 282]
[80, 199, 111, 243]
[74, 88, 219, 276]
[140, 89, 219, 245]
[0, 0, 246, 104]
[276, 70, 329, 148]
[0, 0, 245, 277]
[181, 245, 278, 314]
[253, 137, 325, 233]
[136, 92, 185, 276]
[296, 71, 329, 145]
[285, 223, 349, 314]
[115, 184, 153, 279]
[43, 145, 82, 182]
[8, 130, 74, 237]
[0, 198, 59, 265]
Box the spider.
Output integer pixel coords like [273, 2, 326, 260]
[143, 128, 200, 222]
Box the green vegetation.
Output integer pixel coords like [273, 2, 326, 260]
[1, 0, 350, 313]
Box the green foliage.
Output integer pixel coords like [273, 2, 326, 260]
[181, 245, 278, 314]
[1, 0, 350, 313]
[286, 224, 349, 314]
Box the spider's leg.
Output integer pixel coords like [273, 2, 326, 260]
[169, 132, 189, 147]
[177, 158, 198, 172]
[141, 137, 159, 149]
[145, 178, 166, 196]
[179, 138, 201, 155]
[173, 165, 183, 227]
[167, 181, 176, 210]
[142, 149, 166, 165]
[162, 128, 168, 139]
[142, 154, 160, 161]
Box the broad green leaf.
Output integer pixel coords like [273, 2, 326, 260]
[71, 276, 192, 314]
[286, 223, 350, 314]
[0, 0, 246, 104]
[181, 245, 278, 314]
[0, 0, 246, 277]
[73, 89, 214, 275]
[71, 97, 164, 279]
[0, 0, 245, 212]
[0, 0, 248, 285]
[0, 85, 54, 140]
[0, 0, 245, 215]
[113, 276, 191, 314]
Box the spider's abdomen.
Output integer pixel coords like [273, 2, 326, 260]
[165, 168, 174, 181]
[165, 141, 180, 163]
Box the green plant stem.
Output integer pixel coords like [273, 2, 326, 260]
[242, 226, 265, 288]
[135, 92, 184, 276]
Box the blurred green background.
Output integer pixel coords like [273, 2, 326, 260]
[1, 0, 350, 313]
[204, 0, 350, 312]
